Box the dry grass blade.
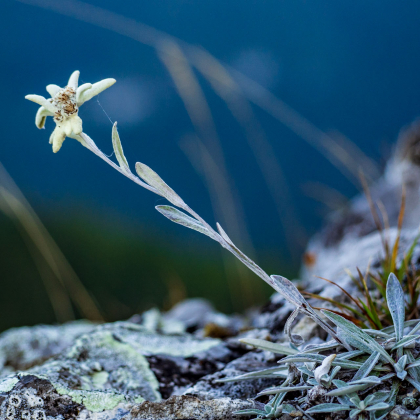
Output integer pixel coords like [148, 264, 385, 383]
[0, 163, 103, 322]
[188, 47, 306, 253]
[359, 169, 387, 257]
[179, 136, 263, 308]
[158, 40, 262, 308]
[0, 189, 75, 323]
[315, 276, 366, 313]
[390, 186, 406, 273]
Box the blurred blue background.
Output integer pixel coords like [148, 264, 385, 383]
[0, 0, 419, 329]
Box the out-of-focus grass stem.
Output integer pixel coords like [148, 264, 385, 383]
[0, 163, 103, 322]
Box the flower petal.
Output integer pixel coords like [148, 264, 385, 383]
[77, 78, 116, 105]
[67, 70, 80, 89]
[35, 106, 53, 129]
[50, 128, 66, 153]
[70, 115, 83, 136]
[25, 94, 56, 113]
[76, 83, 93, 106]
[46, 84, 62, 97]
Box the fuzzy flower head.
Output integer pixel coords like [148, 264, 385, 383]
[25, 71, 116, 152]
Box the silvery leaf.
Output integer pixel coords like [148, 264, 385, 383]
[216, 222, 234, 245]
[326, 383, 371, 396]
[406, 377, 420, 392]
[405, 350, 420, 382]
[330, 365, 341, 380]
[392, 335, 417, 350]
[352, 352, 380, 381]
[302, 340, 340, 353]
[239, 338, 298, 355]
[156, 205, 212, 238]
[322, 311, 394, 364]
[365, 403, 390, 411]
[284, 308, 303, 346]
[381, 319, 419, 335]
[136, 162, 185, 207]
[216, 367, 287, 383]
[364, 391, 390, 406]
[349, 376, 382, 385]
[349, 409, 362, 419]
[257, 385, 312, 396]
[306, 403, 350, 414]
[270, 275, 307, 307]
[337, 350, 365, 360]
[112, 122, 131, 174]
[233, 409, 266, 416]
[386, 273, 405, 342]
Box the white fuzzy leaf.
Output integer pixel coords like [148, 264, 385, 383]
[352, 351, 380, 381]
[306, 403, 350, 414]
[111, 122, 131, 174]
[155, 205, 212, 238]
[386, 273, 405, 342]
[136, 162, 185, 207]
[238, 338, 298, 355]
[322, 311, 394, 364]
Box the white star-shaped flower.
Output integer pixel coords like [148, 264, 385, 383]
[25, 70, 116, 153]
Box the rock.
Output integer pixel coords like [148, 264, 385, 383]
[163, 298, 216, 330]
[252, 293, 295, 334]
[0, 321, 95, 377]
[0, 322, 225, 418]
[130, 395, 255, 420]
[302, 119, 420, 292]
[389, 405, 417, 420]
[291, 316, 326, 342]
[184, 350, 279, 400]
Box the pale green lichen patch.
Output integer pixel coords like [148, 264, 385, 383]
[55, 387, 130, 412]
[0, 376, 18, 392]
[0, 321, 222, 415]
[99, 322, 221, 357]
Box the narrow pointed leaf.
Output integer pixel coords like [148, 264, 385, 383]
[239, 338, 298, 355]
[111, 122, 130, 174]
[216, 366, 287, 383]
[156, 205, 212, 238]
[233, 409, 266, 416]
[349, 409, 361, 418]
[406, 377, 420, 392]
[392, 335, 417, 350]
[136, 162, 185, 207]
[352, 352, 380, 381]
[365, 403, 390, 411]
[284, 307, 303, 345]
[306, 403, 350, 414]
[365, 391, 390, 405]
[257, 385, 312, 396]
[216, 222, 234, 245]
[322, 310, 394, 364]
[386, 273, 405, 342]
[326, 383, 371, 396]
[381, 319, 419, 334]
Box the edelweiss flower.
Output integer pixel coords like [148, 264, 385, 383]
[25, 71, 116, 153]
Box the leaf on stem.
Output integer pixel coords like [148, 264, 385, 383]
[136, 162, 185, 207]
[111, 122, 131, 174]
[155, 205, 212, 238]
